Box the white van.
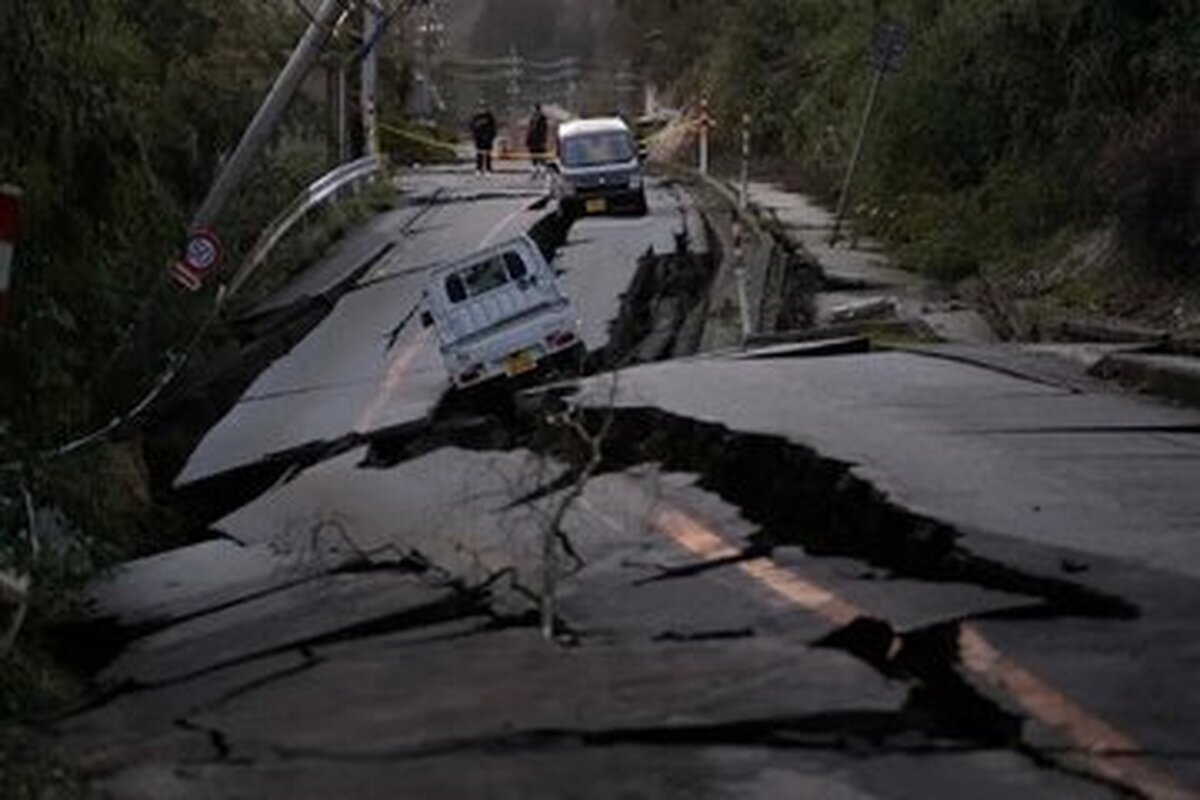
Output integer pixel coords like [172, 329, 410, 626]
[422, 235, 582, 389]
[554, 117, 647, 216]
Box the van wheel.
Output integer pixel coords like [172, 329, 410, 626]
[558, 198, 580, 221]
[544, 342, 587, 380]
[633, 190, 648, 216]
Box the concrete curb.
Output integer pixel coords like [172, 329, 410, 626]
[653, 165, 774, 352]
[1091, 352, 1200, 408]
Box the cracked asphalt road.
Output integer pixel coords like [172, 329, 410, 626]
[57, 166, 1200, 799]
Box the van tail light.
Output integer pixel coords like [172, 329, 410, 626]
[546, 330, 577, 349]
[458, 365, 484, 386]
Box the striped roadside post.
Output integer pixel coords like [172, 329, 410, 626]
[0, 185, 21, 323]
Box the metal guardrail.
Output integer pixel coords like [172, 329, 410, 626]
[0, 155, 388, 473]
[224, 155, 387, 299]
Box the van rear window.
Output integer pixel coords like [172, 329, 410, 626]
[445, 251, 531, 304]
[561, 131, 635, 167]
[504, 252, 528, 280]
[446, 274, 467, 303]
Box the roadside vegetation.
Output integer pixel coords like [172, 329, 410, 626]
[0, 2, 410, 786]
[617, 0, 1199, 332]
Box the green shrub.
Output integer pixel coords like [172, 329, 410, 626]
[1100, 98, 1199, 274]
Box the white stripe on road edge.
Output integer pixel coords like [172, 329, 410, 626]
[353, 329, 432, 435]
[480, 202, 542, 248]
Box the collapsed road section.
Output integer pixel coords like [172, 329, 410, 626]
[49, 166, 1200, 799]
[550, 345, 1200, 796]
[165, 171, 712, 526]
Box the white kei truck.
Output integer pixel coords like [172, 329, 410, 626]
[421, 235, 583, 389]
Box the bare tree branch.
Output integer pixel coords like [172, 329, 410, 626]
[536, 373, 620, 640]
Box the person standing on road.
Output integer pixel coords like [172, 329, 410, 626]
[470, 104, 498, 174]
[526, 104, 549, 178]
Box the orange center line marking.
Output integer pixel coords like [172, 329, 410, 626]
[959, 625, 1194, 799]
[654, 507, 860, 628]
[649, 502, 1197, 800]
[355, 211, 531, 431]
[354, 329, 431, 434]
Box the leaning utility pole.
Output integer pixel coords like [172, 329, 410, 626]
[361, 1, 383, 157]
[190, 0, 353, 234]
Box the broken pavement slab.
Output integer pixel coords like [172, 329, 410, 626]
[742, 181, 1005, 347]
[968, 609, 1200, 790]
[556, 349, 1200, 795]
[745, 181, 919, 291]
[187, 630, 909, 757]
[557, 180, 700, 354]
[91, 744, 1108, 800]
[919, 309, 999, 344]
[567, 350, 1200, 582]
[767, 549, 1042, 635]
[57, 167, 1192, 799]
[212, 446, 569, 590]
[176, 169, 556, 488]
[729, 336, 872, 361]
[1091, 351, 1200, 408]
[83, 539, 362, 631]
[100, 570, 473, 687]
[79, 629, 1102, 799]
[56, 649, 316, 776]
[176, 171, 704, 489]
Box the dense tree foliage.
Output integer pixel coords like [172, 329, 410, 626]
[616, 0, 1199, 279]
[468, 0, 612, 62]
[0, 5, 357, 770]
[0, 0, 344, 670]
[0, 0, 329, 451]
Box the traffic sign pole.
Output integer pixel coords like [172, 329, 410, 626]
[0, 185, 22, 323]
[831, 67, 884, 245]
[171, 228, 224, 292]
[831, 20, 909, 245]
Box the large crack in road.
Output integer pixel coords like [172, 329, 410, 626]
[54, 169, 1200, 799]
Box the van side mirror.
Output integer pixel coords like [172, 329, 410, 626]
[420, 310, 434, 329]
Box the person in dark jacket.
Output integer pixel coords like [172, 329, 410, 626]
[469, 105, 498, 173]
[526, 104, 549, 177]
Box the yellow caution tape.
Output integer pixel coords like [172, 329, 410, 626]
[378, 121, 464, 154]
[379, 122, 559, 161]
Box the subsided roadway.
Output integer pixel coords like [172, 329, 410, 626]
[52, 166, 1200, 798]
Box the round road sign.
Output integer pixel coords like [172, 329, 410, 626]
[184, 229, 223, 274]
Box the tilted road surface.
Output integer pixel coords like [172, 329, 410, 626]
[56, 166, 1200, 799]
